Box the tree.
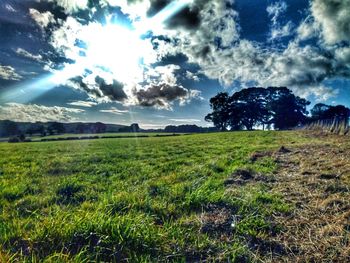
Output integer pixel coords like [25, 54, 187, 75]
[1, 120, 19, 137]
[26, 124, 44, 136]
[205, 92, 231, 131]
[324, 105, 350, 121]
[131, 123, 140, 133]
[48, 122, 65, 135]
[311, 103, 330, 120]
[268, 88, 310, 130]
[205, 87, 310, 131]
[230, 87, 270, 130]
[310, 103, 350, 122]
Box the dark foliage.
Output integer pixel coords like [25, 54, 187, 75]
[0, 120, 19, 137]
[205, 87, 310, 130]
[310, 103, 350, 122]
[164, 125, 218, 133]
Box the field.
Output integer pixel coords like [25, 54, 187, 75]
[0, 133, 180, 143]
[0, 131, 349, 262]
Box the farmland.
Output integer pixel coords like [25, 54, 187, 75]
[0, 131, 349, 262]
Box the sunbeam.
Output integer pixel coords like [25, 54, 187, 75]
[1, 0, 192, 104]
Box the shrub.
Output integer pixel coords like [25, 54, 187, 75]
[8, 136, 20, 143]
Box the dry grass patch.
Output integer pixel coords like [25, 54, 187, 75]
[264, 134, 350, 262]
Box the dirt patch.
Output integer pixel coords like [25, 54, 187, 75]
[199, 203, 238, 236]
[277, 146, 291, 154]
[319, 173, 341, 180]
[245, 235, 286, 256]
[225, 169, 273, 186]
[249, 150, 273, 162]
[265, 138, 350, 262]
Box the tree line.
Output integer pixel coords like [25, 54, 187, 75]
[205, 87, 350, 131]
[0, 121, 110, 139]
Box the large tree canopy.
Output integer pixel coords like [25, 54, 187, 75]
[205, 87, 310, 131]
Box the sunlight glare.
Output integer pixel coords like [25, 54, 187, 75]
[84, 24, 147, 83]
[2, 0, 193, 104]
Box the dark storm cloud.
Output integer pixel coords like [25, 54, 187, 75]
[68, 76, 127, 102]
[69, 76, 101, 99]
[146, 0, 169, 16]
[135, 83, 188, 107]
[167, 6, 200, 30]
[146, 0, 200, 30]
[95, 76, 128, 101]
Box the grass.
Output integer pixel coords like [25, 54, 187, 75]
[0, 131, 340, 261]
[26, 132, 183, 142]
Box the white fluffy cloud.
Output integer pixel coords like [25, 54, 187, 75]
[144, 0, 348, 100]
[16, 48, 43, 62]
[29, 8, 55, 29]
[169, 118, 201, 123]
[67, 101, 98, 107]
[311, 0, 350, 45]
[0, 65, 22, 81]
[100, 107, 128, 115]
[0, 103, 84, 122]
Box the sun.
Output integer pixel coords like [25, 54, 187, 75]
[83, 23, 150, 84]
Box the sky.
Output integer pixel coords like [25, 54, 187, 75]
[0, 0, 349, 129]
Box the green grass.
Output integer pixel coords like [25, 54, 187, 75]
[0, 131, 314, 261]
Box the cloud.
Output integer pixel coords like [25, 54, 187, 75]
[311, 0, 350, 45]
[146, 0, 348, 100]
[49, 17, 84, 60]
[267, 1, 293, 41]
[134, 83, 191, 109]
[67, 100, 98, 107]
[95, 76, 128, 101]
[0, 103, 84, 122]
[185, 71, 200, 82]
[0, 65, 22, 81]
[144, 64, 181, 86]
[29, 8, 55, 29]
[15, 48, 43, 62]
[269, 21, 293, 40]
[5, 4, 16, 12]
[169, 118, 201, 122]
[100, 107, 128, 115]
[45, 0, 88, 14]
[335, 47, 350, 65]
[25, 0, 349, 105]
[296, 18, 318, 41]
[67, 75, 128, 102]
[267, 1, 287, 25]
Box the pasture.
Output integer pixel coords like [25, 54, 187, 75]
[0, 131, 349, 262]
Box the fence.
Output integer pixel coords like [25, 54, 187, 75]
[303, 118, 349, 135]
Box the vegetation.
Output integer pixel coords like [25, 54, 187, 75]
[310, 103, 350, 122]
[0, 131, 294, 261]
[205, 87, 310, 131]
[1, 131, 349, 262]
[205, 87, 350, 131]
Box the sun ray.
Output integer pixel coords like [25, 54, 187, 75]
[1, 0, 192, 104]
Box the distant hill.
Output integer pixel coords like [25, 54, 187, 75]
[0, 120, 218, 138]
[0, 120, 127, 137]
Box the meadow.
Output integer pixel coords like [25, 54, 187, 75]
[0, 131, 349, 262]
